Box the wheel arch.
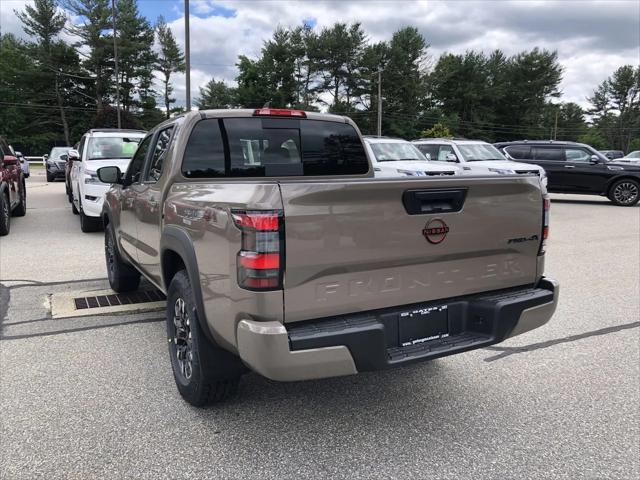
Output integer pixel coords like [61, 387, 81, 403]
[160, 226, 213, 343]
[604, 175, 640, 195]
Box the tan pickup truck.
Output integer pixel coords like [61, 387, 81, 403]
[98, 109, 559, 406]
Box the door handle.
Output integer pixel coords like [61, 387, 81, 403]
[564, 165, 575, 168]
[403, 188, 468, 215]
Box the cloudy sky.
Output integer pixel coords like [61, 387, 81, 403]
[1, 0, 639, 108]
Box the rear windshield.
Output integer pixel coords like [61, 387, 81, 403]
[182, 117, 368, 177]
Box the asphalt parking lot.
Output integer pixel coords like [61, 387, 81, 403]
[1, 171, 639, 479]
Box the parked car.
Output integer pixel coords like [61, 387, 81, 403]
[412, 138, 547, 186]
[45, 146, 70, 182]
[15, 151, 29, 178]
[70, 129, 145, 232]
[99, 109, 558, 406]
[495, 140, 640, 206]
[0, 136, 27, 235]
[65, 142, 80, 202]
[363, 136, 459, 177]
[619, 150, 640, 163]
[600, 150, 625, 160]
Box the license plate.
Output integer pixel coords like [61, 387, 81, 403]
[399, 305, 449, 347]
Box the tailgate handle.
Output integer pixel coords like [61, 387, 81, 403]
[402, 188, 467, 215]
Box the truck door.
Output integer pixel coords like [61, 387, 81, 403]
[134, 125, 175, 286]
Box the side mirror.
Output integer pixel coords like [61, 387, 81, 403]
[68, 149, 80, 161]
[446, 153, 458, 162]
[590, 155, 600, 164]
[97, 166, 122, 184]
[43, 154, 49, 160]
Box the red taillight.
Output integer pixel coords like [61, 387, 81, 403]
[253, 108, 306, 118]
[232, 210, 283, 290]
[540, 197, 550, 254]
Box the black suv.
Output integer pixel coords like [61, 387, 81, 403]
[494, 141, 640, 206]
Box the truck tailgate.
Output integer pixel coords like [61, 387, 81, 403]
[280, 176, 543, 323]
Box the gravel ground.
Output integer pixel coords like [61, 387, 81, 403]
[1, 173, 638, 479]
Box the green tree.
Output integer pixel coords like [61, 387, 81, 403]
[382, 27, 428, 138]
[64, 0, 112, 115]
[110, 0, 156, 112]
[577, 130, 607, 150]
[15, 0, 75, 144]
[155, 15, 185, 118]
[588, 65, 640, 151]
[196, 78, 236, 109]
[420, 122, 453, 139]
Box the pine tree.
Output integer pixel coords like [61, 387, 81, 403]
[155, 15, 185, 118]
[196, 79, 236, 109]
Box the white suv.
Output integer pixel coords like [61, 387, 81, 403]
[363, 137, 459, 177]
[412, 138, 547, 186]
[70, 129, 146, 232]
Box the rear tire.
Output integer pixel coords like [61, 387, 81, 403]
[166, 270, 244, 406]
[0, 192, 10, 236]
[608, 179, 640, 206]
[12, 182, 26, 217]
[105, 225, 140, 292]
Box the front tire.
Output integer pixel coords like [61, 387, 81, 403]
[0, 192, 10, 236]
[105, 225, 140, 292]
[608, 179, 640, 206]
[166, 270, 244, 406]
[46, 171, 53, 182]
[79, 200, 101, 232]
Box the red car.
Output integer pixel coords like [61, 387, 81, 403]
[0, 136, 27, 235]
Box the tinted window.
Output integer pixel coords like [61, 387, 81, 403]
[225, 117, 302, 177]
[182, 117, 368, 177]
[533, 147, 564, 161]
[300, 120, 368, 175]
[146, 126, 175, 182]
[564, 147, 591, 162]
[126, 135, 152, 183]
[183, 119, 225, 178]
[504, 145, 531, 160]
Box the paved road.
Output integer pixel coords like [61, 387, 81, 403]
[1, 174, 639, 479]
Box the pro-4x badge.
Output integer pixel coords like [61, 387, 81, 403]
[422, 219, 449, 244]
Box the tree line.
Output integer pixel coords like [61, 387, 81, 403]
[1, 0, 638, 155]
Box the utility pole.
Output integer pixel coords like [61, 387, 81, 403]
[377, 67, 382, 137]
[112, 0, 121, 128]
[553, 109, 558, 140]
[184, 0, 191, 111]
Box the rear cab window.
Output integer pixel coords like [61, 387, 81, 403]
[182, 117, 368, 178]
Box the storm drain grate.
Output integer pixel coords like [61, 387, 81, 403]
[73, 290, 166, 310]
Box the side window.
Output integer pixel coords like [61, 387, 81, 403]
[564, 148, 591, 163]
[533, 147, 564, 161]
[504, 145, 531, 160]
[438, 145, 455, 161]
[126, 135, 153, 184]
[145, 126, 175, 182]
[415, 144, 439, 161]
[183, 119, 225, 178]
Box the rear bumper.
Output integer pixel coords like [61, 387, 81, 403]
[237, 277, 559, 381]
